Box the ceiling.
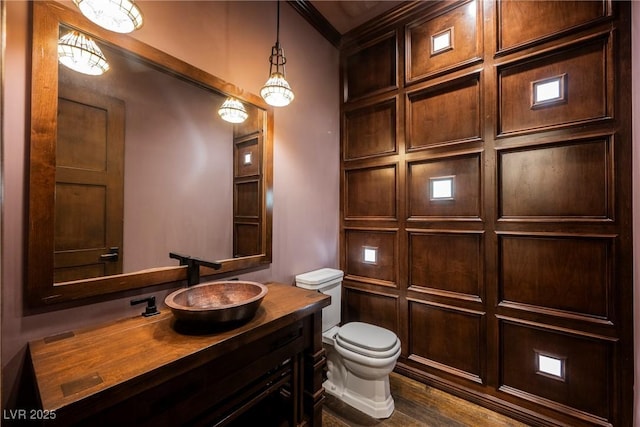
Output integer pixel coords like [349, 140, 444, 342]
[309, 1, 404, 34]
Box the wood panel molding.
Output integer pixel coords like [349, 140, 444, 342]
[406, 72, 482, 150]
[405, 0, 483, 84]
[234, 222, 260, 257]
[344, 97, 398, 161]
[343, 285, 399, 334]
[234, 136, 260, 178]
[497, 136, 614, 221]
[407, 152, 482, 220]
[496, 0, 611, 56]
[497, 232, 615, 323]
[499, 319, 615, 423]
[344, 228, 398, 286]
[407, 299, 486, 383]
[344, 164, 398, 220]
[498, 32, 613, 136]
[341, 1, 436, 47]
[408, 230, 484, 301]
[343, 31, 399, 102]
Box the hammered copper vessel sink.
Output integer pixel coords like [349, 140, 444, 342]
[165, 281, 268, 325]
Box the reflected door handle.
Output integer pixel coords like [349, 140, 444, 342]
[100, 247, 120, 262]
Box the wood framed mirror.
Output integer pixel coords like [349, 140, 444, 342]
[27, 1, 273, 307]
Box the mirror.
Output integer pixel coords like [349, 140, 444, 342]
[27, 1, 273, 307]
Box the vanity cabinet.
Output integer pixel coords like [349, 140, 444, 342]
[27, 284, 329, 426]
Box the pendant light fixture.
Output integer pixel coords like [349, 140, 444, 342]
[260, 0, 294, 107]
[218, 97, 249, 124]
[58, 30, 110, 76]
[73, 0, 143, 34]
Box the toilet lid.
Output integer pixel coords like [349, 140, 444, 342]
[337, 322, 398, 352]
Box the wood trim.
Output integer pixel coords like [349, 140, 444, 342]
[341, 1, 445, 48]
[395, 362, 572, 427]
[494, 0, 613, 57]
[497, 385, 612, 427]
[287, 0, 341, 47]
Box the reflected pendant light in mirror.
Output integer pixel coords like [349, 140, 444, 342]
[73, 0, 143, 33]
[261, 0, 294, 107]
[218, 97, 249, 123]
[58, 30, 110, 76]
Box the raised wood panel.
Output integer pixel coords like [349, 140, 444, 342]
[55, 184, 106, 250]
[409, 231, 483, 300]
[234, 180, 260, 218]
[408, 300, 484, 382]
[497, 0, 608, 53]
[57, 97, 107, 171]
[406, 0, 482, 83]
[499, 138, 611, 220]
[345, 33, 397, 101]
[407, 153, 481, 219]
[234, 137, 260, 178]
[345, 229, 396, 285]
[234, 222, 259, 257]
[343, 286, 398, 334]
[498, 36, 610, 135]
[407, 73, 481, 150]
[345, 165, 397, 219]
[498, 234, 612, 320]
[500, 320, 613, 421]
[344, 99, 397, 160]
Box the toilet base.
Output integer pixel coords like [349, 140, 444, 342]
[323, 375, 395, 419]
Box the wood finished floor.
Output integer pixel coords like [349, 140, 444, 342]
[322, 373, 529, 427]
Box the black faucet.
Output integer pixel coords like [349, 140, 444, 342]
[169, 252, 222, 286]
[130, 296, 160, 317]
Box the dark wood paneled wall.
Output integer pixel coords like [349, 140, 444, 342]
[233, 106, 263, 257]
[339, 1, 632, 425]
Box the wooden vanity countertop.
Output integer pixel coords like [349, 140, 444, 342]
[28, 283, 330, 414]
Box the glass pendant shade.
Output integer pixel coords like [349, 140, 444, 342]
[73, 0, 143, 34]
[58, 30, 110, 76]
[261, 71, 294, 107]
[261, 1, 294, 107]
[218, 97, 248, 124]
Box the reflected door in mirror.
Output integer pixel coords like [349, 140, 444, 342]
[55, 84, 125, 282]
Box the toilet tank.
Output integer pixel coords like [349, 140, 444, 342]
[295, 268, 343, 332]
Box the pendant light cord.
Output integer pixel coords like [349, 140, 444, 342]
[276, 0, 280, 46]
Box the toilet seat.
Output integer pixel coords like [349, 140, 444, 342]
[336, 322, 400, 359]
[334, 336, 400, 369]
[322, 325, 341, 345]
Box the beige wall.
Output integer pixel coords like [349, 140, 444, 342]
[2, 0, 339, 404]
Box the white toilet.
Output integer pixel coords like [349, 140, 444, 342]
[295, 268, 400, 419]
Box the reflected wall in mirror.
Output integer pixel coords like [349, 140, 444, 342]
[27, 1, 273, 307]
